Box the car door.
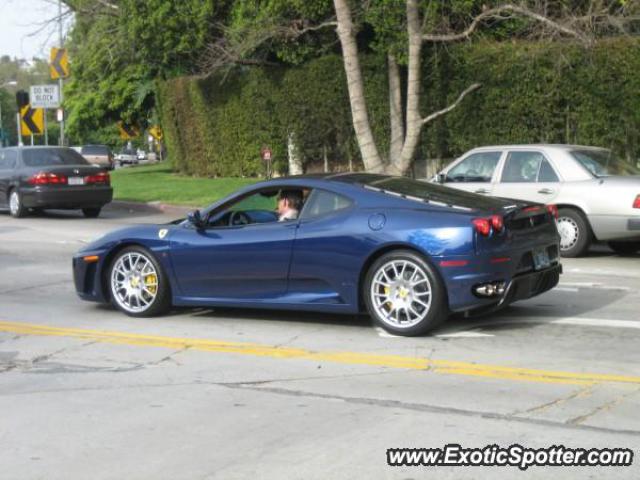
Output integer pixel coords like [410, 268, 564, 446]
[0, 149, 17, 207]
[441, 150, 503, 195]
[287, 189, 358, 306]
[492, 150, 561, 204]
[168, 187, 299, 301]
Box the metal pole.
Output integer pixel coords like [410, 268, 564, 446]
[30, 134, 34, 146]
[16, 112, 22, 146]
[44, 111, 49, 146]
[0, 101, 3, 147]
[58, 0, 65, 146]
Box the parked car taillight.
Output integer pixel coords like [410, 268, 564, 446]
[86, 172, 110, 185]
[546, 204, 559, 219]
[633, 195, 640, 209]
[28, 172, 68, 185]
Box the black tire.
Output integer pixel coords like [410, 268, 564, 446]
[363, 250, 448, 336]
[82, 207, 102, 218]
[107, 246, 171, 317]
[8, 189, 27, 218]
[608, 241, 640, 256]
[557, 208, 592, 257]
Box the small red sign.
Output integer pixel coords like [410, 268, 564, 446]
[261, 147, 272, 161]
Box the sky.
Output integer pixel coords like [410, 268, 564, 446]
[0, 0, 72, 60]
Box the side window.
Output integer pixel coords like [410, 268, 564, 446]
[0, 150, 17, 170]
[538, 159, 559, 182]
[500, 151, 543, 183]
[302, 190, 353, 219]
[446, 152, 501, 183]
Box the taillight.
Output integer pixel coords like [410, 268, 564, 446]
[28, 172, 68, 185]
[633, 195, 640, 209]
[546, 204, 559, 219]
[490, 215, 504, 232]
[86, 172, 110, 185]
[472, 218, 491, 236]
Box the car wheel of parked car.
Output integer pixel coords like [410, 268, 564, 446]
[82, 208, 102, 218]
[8, 189, 27, 218]
[557, 208, 591, 257]
[108, 246, 171, 317]
[608, 241, 640, 255]
[364, 250, 447, 336]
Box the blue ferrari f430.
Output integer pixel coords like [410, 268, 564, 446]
[73, 173, 562, 336]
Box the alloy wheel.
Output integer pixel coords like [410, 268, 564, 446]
[370, 259, 432, 329]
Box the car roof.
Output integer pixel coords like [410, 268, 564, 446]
[467, 144, 609, 152]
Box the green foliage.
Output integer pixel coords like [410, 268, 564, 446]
[159, 38, 640, 176]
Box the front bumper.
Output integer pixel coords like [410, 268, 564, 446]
[22, 186, 113, 209]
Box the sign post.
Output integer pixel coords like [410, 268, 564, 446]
[261, 146, 273, 180]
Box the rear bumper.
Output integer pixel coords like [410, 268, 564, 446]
[500, 263, 562, 305]
[22, 186, 113, 209]
[589, 214, 640, 241]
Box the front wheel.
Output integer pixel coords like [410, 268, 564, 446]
[364, 250, 447, 336]
[608, 241, 640, 256]
[108, 246, 171, 317]
[557, 208, 591, 257]
[8, 189, 27, 218]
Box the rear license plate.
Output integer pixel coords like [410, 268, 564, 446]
[68, 177, 85, 186]
[533, 248, 551, 270]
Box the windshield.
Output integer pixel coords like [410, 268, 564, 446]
[22, 148, 89, 167]
[570, 149, 640, 177]
[362, 176, 507, 211]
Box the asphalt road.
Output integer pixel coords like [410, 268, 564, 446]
[1, 204, 639, 479]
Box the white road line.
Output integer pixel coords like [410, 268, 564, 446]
[558, 282, 632, 291]
[551, 317, 640, 330]
[436, 331, 494, 338]
[374, 327, 401, 338]
[554, 287, 579, 292]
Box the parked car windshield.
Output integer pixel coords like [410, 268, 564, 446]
[363, 176, 506, 210]
[570, 149, 640, 177]
[81, 145, 110, 156]
[22, 148, 89, 167]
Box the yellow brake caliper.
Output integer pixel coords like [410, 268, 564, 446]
[144, 274, 158, 294]
[384, 286, 392, 311]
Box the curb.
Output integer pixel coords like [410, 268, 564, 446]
[110, 200, 193, 216]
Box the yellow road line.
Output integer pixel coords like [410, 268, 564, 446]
[1, 320, 639, 386]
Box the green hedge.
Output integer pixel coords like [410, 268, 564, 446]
[158, 38, 640, 177]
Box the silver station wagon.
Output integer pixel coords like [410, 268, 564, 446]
[434, 145, 640, 257]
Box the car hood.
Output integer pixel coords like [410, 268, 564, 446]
[77, 223, 179, 255]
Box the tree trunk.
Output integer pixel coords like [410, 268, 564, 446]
[388, 53, 404, 163]
[389, 0, 423, 176]
[333, 0, 385, 173]
[287, 131, 303, 175]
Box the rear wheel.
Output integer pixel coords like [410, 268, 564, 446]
[8, 189, 27, 218]
[557, 208, 591, 257]
[608, 241, 640, 255]
[364, 250, 447, 336]
[108, 246, 171, 317]
[82, 207, 102, 218]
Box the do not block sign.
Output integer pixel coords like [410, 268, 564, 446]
[30, 85, 60, 109]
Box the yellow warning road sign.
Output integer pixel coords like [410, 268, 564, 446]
[118, 122, 139, 140]
[149, 125, 163, 141]
[20, 105, 44, 136]
[50, 48, 70, 80]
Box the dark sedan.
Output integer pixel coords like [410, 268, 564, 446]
[0, 146, 113, 218]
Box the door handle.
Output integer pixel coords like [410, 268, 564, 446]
[474, 188, 489, 194]
[537, 188, 555, 194]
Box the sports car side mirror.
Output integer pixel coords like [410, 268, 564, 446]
[187, 210, 205, 229]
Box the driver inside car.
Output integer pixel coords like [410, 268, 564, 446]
[277, 190, 303, 222]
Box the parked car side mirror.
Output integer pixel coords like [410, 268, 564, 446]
[187, 210, 205, 229]
[436, 173, 447, 184]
